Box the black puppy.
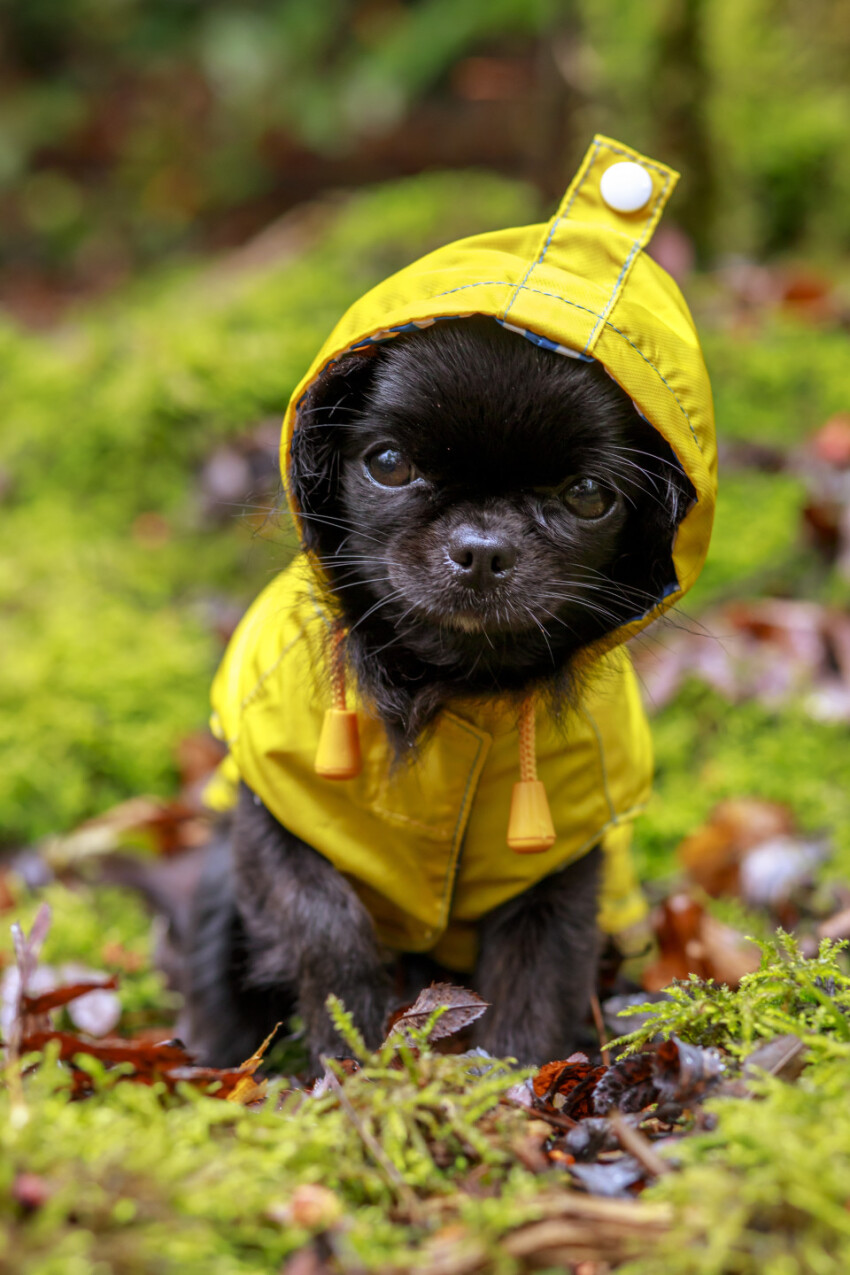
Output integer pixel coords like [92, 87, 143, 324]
[183, 318, 692, 1068]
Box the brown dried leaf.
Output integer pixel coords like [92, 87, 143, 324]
[533, 1053, 607, 1119]
[388, 983, 488, 1042]
[20, 1030, 194, 1072]
[743, 1035, 808, 1083]
[678, 799, 794, 896]
[0, 872, 15, 914]
[22, 975, 119, 1016]
[811, 414, 850, 469]
[44, 796, 208, 865]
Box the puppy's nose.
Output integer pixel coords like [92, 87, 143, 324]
[447, 528, 517, 589]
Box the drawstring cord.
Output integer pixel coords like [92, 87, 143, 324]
[517, 693, 538, 783]
[507, 694, 556, 852]
[329, 625, 347, 711]
[314, 624, 362, 780]
[315, 635, 553, 850]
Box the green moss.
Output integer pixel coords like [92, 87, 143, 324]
[613, 936, 850, 1275]
[0, 170, 540, 844]
[702, 320, 850, 447]
[620, 1056, 850, 1275]
[0, 1016, 545, 1275]
[685, 469, 811, 609]
[610, 931, 850, 1058]
[636, 684, 850, 882]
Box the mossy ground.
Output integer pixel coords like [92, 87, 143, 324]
[2, 172, 850, 1271]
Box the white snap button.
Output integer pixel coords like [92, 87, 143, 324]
[599, 161, 654, 214]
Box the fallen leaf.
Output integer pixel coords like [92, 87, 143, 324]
[692, 915, 761, 986]
[21, 973, 119, 1016]
[569, 1155, 647, 1197]
[564, 1116, 622, 1162]
[811, 414, 850, 469]
[743, 1034, 808, 1083]
[0, 872, 16, 913]
[593, 1052, 658, 1116]
[653, 1038, 726, 1106]
[533, 1053, 607, 1119]
[387, 983, 488, 1043]
[678, 799, 794, 896]
[42, 796, 209, 866]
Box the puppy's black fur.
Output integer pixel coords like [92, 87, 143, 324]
[183, 318, 693, 1068]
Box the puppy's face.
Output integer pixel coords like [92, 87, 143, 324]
[291, 319, 691, 727]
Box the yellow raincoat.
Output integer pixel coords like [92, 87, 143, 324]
[208, 135, 717, 973]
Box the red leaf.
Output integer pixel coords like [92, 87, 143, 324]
[22, 975, 119, 1016]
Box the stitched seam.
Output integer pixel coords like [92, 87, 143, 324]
[436, 718, 487, 936]
[502, 138, 602, 321]
[429, 280, 702, 451]
[583, 241, 640, 353]
[583, 169, 671, 353]
[598, 141, 669, 176]
[237, 628, 304, 715]
[581, 707, 616, 824]
[552, 803, 648, 874]
[370, 802, 452, 837]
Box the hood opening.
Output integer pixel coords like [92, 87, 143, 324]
[288, 312, 696, 637]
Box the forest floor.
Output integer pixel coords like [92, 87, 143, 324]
[2, 171, 850, 1274]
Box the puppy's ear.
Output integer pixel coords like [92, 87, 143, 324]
[288, 351, 378, 552]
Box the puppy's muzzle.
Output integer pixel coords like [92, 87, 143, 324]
[446, 525, 518, 592]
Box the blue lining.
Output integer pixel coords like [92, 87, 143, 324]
[621, 577, 681, 627]
[427, 280, 701, 453]
[495, 319, 594, 360]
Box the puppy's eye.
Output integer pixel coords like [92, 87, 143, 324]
[366, 448, 416, 487]
[563, 477, 614, 519]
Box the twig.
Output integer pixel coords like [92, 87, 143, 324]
[320, 1060, 420, 1217]
[589, 993, 610, 1067]
[608, 1110, 671, 1177]
[502, 1096, 577, 1131]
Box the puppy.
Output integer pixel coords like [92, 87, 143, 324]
[182, 317, 693, 1069]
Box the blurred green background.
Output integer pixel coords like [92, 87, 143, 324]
[1, 0, 849, 874]
[3, 0, 850, 319]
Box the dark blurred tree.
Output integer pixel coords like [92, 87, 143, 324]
[581, 0, 850, 260]
[0, 0, 848, 321]
[648, 0, 715, 262]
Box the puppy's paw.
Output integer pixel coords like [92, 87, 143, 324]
[300, 972, 392, 1071]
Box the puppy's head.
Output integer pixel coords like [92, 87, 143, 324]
[290, 318, 693, 742]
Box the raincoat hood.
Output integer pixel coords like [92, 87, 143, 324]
[281, 133, 717, 641]
[209, 136, 717, 969]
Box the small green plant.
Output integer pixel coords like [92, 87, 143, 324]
[0, 995, 544, 1275]
[611, 931, 850, 1058]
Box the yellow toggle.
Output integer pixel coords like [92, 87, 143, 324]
[507, 779, 556, 853]
[315, 708, 362, 780]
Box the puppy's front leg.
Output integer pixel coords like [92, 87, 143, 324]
[473, 846, 601, 1064]
[233, 784, 391, 1067]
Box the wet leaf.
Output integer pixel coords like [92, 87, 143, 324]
[653, 1038, 726, 1106]
[594, 1052, 658, 1116]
